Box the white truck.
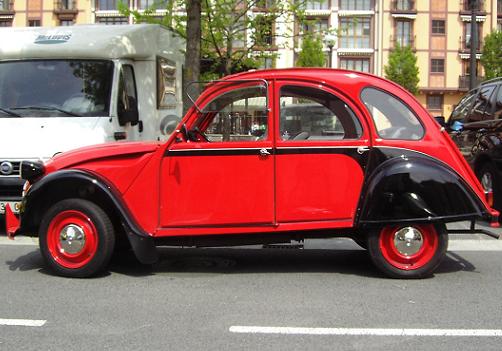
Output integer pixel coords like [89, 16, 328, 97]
[0, 24, 185, 215]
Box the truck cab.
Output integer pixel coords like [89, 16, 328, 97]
[0, 24, 184, 215]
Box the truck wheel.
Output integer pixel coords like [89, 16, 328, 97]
[367, 224, 447, 279]
[39, 199, 115, 278]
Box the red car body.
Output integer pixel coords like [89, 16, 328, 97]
[7, 68, 500, 278]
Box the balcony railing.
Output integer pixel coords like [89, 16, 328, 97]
[53, 0, 78, 14]
[459, 75, 485, 90]
[0, 1, 15, 13]
[390, 35, 416, 50]
[391, 0, 416, 13]
[460, 0, 486, 14]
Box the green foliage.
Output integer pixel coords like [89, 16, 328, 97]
[481, 30, 502, 80]
[120, 0, 305, 78]
[297, 34, 325, 68]
[384, 44, 420, 94]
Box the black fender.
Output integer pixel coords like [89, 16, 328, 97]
[357, 155, 488, 226]
[19, 169, 158, 264]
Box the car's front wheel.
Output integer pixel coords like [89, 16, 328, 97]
[39, 199, 115, 278]
[367, 224, 448, 279]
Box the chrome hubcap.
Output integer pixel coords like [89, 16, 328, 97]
[481, 172, 493, 192]
[393, 227, 423, 256]
[59, 224, 86, 254]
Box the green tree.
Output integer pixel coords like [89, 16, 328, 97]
[296, 34, 325, 68]
[481, 30, 502, 80]
[120, 0, 305, 79]
[384, 44, 420, 94]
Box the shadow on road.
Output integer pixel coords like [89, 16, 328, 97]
[5, 247, 477, 279]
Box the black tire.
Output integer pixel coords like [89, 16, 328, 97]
[39, 198, 115, 278]
[367, 223, 448, 279]
[477, 162, 501, 214]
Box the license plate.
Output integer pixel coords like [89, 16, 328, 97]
[0, 201, 21, 214]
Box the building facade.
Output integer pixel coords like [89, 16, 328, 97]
[1, 0, 502, 116]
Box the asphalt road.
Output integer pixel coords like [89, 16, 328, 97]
[1, 234, 502, 351]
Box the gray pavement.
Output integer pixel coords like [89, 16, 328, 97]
[1, 232, 502, 351]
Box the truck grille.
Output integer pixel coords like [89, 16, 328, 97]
[0, 160, 21, 176]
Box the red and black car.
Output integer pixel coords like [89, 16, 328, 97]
[5, 69, 500, 278]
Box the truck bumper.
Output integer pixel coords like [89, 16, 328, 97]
[0, 176, 24, 215]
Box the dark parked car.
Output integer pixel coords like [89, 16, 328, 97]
[5, 69, 500, 279]
[446, 78, 502, 214]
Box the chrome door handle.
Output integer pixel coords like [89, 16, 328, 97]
[259, 148, 271, 156]
[357, 146, 370, 154]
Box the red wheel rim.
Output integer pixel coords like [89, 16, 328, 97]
[46, 210, 99, 269]
[379, 224, 438, 270]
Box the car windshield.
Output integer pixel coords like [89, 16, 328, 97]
[0, 60, 113, 117]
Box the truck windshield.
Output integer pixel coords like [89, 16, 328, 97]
[0, 60, 113, 117]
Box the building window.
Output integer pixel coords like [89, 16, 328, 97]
[305, 0, 329, 10]
[303, 19, 328, 35]
[395, 20, 412, 47]
[497, 19, 502, 31]
[427, 94, 443, 110]
[463, 22, 482, 50]
[97, 0, 120, 11]
[339, 17, 371, 48]
[96, 17, 129, 25]
[60, 20, 74, 26]
[339, 0, 371, 11]
[28, 20, 41, 27]
[138, 0, 168, 9]
[431, 59, 445, 73]
[254, 15, 273, 46]
[255, 0, 275, 9]
[431, 20, 445, 35]
[0, 20, 12, 27]
[339, 58, 370, 72]
[394, 0, 414, 11]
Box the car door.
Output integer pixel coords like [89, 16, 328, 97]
[159, 81, 275, 228]
[274, 82, 371, 224]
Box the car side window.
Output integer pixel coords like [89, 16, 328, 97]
[279, 85, 362, 141]
[361, 87, 424, 140]
[467, 85, 496, 122]
[450, 90, 477, 122]
[197, 84, 268, 142]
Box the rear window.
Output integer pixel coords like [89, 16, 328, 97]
[361, 87, 424, 140]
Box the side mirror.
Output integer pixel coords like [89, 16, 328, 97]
[118, 96, 139, 126]
[434, 116, 446, 127]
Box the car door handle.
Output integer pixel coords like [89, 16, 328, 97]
[259, 148, 271, 156]
[357, 146, 370, 154]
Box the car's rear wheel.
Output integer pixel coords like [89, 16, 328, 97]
[39, 199, 115, 278]
[367, 223, 447, 279]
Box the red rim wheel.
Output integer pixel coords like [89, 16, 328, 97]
[379, 224, 438, 271]
[46, 210, 99, 269]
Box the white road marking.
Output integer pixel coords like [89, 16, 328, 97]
[229, 326, 502, 337]
[0, 319, 46, 327]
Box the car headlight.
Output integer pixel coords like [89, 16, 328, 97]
[20, 161, 45, 182]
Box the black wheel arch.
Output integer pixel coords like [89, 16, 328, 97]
[356, 154, 488, 226]
[19, 169, 158, 264]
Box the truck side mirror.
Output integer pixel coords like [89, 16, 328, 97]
[118, 96, 139, 126]
[434, 116, 446, 127]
